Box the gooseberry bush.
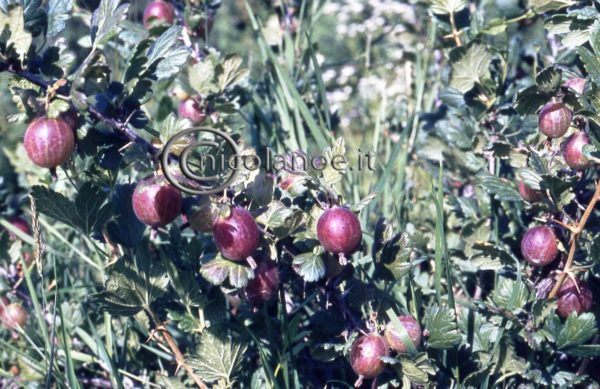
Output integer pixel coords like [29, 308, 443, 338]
[3, 0, 600, 387]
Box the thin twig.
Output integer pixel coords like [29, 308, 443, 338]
[147, 310, 208, 389]
[548, 181, 600, 299]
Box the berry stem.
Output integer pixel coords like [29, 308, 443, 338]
[548, 180, 600, 299]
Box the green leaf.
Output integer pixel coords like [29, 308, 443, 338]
[164, 260, 207, 308]
[320, 138, 346, 187]
[46, 99, 71, 119]
[92, 249, 169, 316]
[106, 184, 145, 248]
[292, 252, 326, 282]
[429, 0, 467, 15]
[47, 0, 72, 39]
[492, 277, 530, 310]
[189, 54, 220, 95]
[450, 44, 492, 93]
[514, 85, 548, 115]
[399, 354, 433, 385]
[0, 5, 32, 62]
[527, 0, 575, 13]
[564, 344, 600, 358]
[578, 47, 600, 86]
[536, 66, 562, 94]
[476, 173, 521, 202]
[30, 186, 75, 229]
[91, 0, 129, 46]
[557, 312, 597, 349]
[188, 330, 247, 384]
[423, 304, 462, 349]
[146, 25, 190, 80]
[217, 54, 249, 91]
[74, 182, 112, 234]
[201, 256, 255, 288]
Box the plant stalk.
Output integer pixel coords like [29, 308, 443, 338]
[548, 180, 600, 298]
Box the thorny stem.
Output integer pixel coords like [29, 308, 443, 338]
[2, 63, 160, 157]
[449, 12, 462, 47]
[147, 309, 208, 389]
[548, 180, 600, 299]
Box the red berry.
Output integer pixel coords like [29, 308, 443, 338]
[350, 333, 389, 379]
[520, 226, 559, 267]
[556, 278, 593, 318]
[518, 181, 542, 203]
[317, 206, 362, 255]
[213, 207, 260, 261]
[143, 0, 175, 28]
[178, 97, 206, 125]
[7, 216, 30, 240]
[561, 131, 592, 170]
[243, 259, 279, 304]
[132, 176, 182, 228]
[384, 315, 422, 353]
[563, 77, 586, 95]
[0, 303, 27, 329]
[23, 117, 75, 168]
[538, 102, 572, 138]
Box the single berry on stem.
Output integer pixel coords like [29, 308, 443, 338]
[24, 117, 75, 168]
[520, 226, 559, 267]
[556, 278, 593, 318]
[384, 315, 422, 353]
[538, 102, 572, 138]
[0, 303, 27, 329]
[350, 333, 389, 386]
[561, 131, 593, 170]
[317, 206, 362, 265]
[518, 180, 542, 203]
[132, 176, 182, 228]
[243, 258, 279, 304]
[143, 0, 175, 28]
[178, 97, 206, 125]
[213, 207, 260, 262]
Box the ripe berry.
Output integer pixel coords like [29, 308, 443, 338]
[556, 278, 593, 318]
[0, 303, 27, 329]
[213, 207, 260, 261]
[132, 176, 182, 228]
[538, 102, 572, 138]
[561, 131, 592, 170]
[384, 315, 422, 353]
[143, 0, 175, 28]
[520, 226, 559, 267]
[518, 181, 542, 203]
[178, 97, 206, 125]
[317, 206, 362, 256]
[563, 77, 586, 95]
[24, 117, 75, 168]
[7, 216, 30, 240]
[350, 333, 389, 379]
[243, 258, 279, 304]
